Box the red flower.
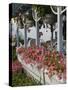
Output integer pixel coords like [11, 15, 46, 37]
[12, 60, 22, 73]
[17, 46, 66, 80]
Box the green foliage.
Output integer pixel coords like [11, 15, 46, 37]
[12, 46, 17, 61]
[32, 5, 53, 17]
[12, 37, 24, 61]
[19, 37, 24, 45]
[12, 72, 41, 86]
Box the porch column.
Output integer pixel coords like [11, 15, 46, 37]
[57, 7, 63, 52]
[24, 24, 27, 48]
[16, 26, 19, 47]
[35, 11, 40, 47]
[36, 20, 39, 46]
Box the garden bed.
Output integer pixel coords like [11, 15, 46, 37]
[16, 46, 66, 85]
[12, 60, 41, 86]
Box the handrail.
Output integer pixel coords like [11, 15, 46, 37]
[50, 6, 57, 15]
[50, 6, 66, 15]
[60, 8, 66, 15]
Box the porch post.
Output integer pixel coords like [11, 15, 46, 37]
[24, 24, 27, 48]
[32, 9, 40, 47]
[16, 26, 19, 47]
[57, 7, 63, 52]
[35, 11, 40, 47]
[36, 20, 39, 46]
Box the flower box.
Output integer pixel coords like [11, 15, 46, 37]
[16, 46, 66, 84]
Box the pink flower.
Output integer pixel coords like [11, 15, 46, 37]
[16, 47, 25, 54]
[57, 73, 62, 80]
[12, 60, 22, 73]
[17, 46, 66, 79]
